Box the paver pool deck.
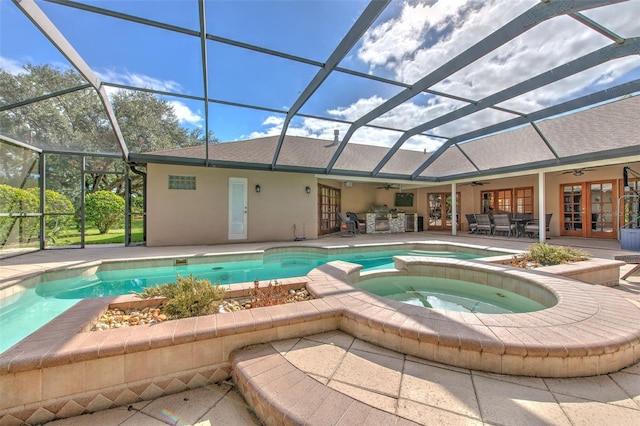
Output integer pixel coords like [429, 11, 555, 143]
[2, 233, 640, 425]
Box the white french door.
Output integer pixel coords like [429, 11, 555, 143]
[228, 177, 247, 240]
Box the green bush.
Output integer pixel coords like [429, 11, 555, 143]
[0, 184, 39, 244]
[26, 188, 74, 243]
[512, 243, 590, 267]
[135, 274, 227, 319]
[84, 190, 125, 234]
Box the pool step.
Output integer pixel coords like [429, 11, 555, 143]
[230, 343, 419, 426]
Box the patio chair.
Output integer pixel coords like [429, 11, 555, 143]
[493, 213, 515, 237]
[465, 214, 478, 234]
[347, 212, 366, 233]
[525, 213, 552, 238]
[475, 213, 494, 235]
[337, 212, 356, 237]
[614, 254, 640, 280]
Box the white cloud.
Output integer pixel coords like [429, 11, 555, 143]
[327, 96, 387, 121]
[357, 0, 534, 82]
[0, 56, 75, 75]
[250, 106, 443, 153]
[263, 116, 284, 126]
[167, 100, 202, 126]
[95, 69, 182, 93]
[237, 1, 640, 153]
[0, 56, 25, 75]
[94, 69, 203, 127]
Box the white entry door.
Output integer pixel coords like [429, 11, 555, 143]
[228, 177, 247, 240]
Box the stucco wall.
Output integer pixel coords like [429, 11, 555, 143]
[147, 164, 318, 246]
[146, 162, 638, 243]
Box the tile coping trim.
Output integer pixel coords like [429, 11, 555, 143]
[1, 256, 638, 379]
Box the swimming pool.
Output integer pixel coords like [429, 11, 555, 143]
[1, 248, 488, 353]
[33, 249, 481, 300]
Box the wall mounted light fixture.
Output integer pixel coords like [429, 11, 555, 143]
[305, 186, 311, 194]
[255, 184, 261, 193]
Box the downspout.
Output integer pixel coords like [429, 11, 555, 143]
[128, 163, 147, 245]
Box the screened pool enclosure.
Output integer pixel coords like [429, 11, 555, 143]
[1, 0, 639, 257]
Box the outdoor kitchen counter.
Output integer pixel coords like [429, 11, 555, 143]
[365, 212, 406, 233]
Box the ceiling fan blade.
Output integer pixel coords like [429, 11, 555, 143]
[377, 183, 400, 190]
[562, 168, 597, 176]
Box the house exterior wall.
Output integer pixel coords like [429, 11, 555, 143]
[411, 163, 639, 236]
[147, 161, 639, 244]
[324, 180, 421, 216]
[327, 180, 372, 214]
[147, 164, 318, 246]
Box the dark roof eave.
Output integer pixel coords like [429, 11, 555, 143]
[130, 145, 639, 182]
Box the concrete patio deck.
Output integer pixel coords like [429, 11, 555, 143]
[2, 232, 640, 425]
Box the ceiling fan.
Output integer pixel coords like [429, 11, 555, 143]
[562, 168, 597, 176]
[461, 181, 490, 186]
[377, 183, 400, 190]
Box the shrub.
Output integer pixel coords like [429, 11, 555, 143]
[84, 190, 125, 234]
[26, 188, 73, 243]
[249, 279, 289, 307]
[511, 243, 590, 268]
[135, 274, 227, 319]
[0, 184, 39, 244]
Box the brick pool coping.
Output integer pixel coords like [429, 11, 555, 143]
[1, 245, 639, 423]
[305, 257, 640, 377]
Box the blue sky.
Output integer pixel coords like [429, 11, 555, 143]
[1, 0, 639, 152]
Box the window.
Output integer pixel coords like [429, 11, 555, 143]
[514, 187, 533, 214]
[481, 187, 533, 214]
[168, 175, 196, 190]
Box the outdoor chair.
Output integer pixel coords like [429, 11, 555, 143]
[347, 212, 366, 233]
[475, 213, 494, 235]
[493, 213, 515, 237]
[525, 213, 552, 238]
[465, 214, 478, 234]
[337, 212, 356, 237]
[614, 254, 640, 280]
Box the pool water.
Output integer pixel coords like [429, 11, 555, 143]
[0, 249, 481, 353]
[357, 276, 546, 314]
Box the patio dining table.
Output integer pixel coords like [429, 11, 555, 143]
[510, 217, 530, 238]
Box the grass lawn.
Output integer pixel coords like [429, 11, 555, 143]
[53, 218, 144, 246]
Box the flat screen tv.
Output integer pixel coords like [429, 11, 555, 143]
[394, 192, 414, 207]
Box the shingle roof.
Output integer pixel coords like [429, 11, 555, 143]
[538, 94, 640, 157]
[147, 94, 640, 181]
[151, 134, 433, 177]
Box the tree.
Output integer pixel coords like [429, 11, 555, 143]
[0, 64, 117, 153]
[0, 64, 218, 200]
[84, 190, 125, 234]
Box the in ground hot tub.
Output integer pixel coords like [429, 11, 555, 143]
[356, 275, 548, 314]
[305, 255, 639, 377]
